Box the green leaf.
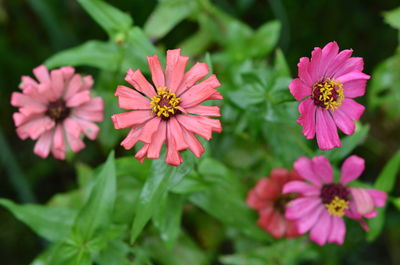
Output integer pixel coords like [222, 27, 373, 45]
[383, 7, 400, 30]
[95, 240, 132, 265]
[0, 198, 76, 242]
[248, 20, 281, 58]
[72, 151, 116, 241]
[367, 206, 387, 242]
[374, 149, 400, 193]
[77, 0, 133, 39]
[274, 49, 291, 77]
[153, 193, 184, 247]
[317, 123, 369, 163]
[47, 241, 92, 265]
[144, 0, 198, 39]
[44, 40, 120, 71]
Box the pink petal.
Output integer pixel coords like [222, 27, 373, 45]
[181, 127, 205, 158]
[310, 210, 332, 246]
[289, 78, 311, 101]
[367, 189, 387, 208]
[340, 155, 365, 184]
[73, 118, 100, 140]
[332, 107, 355, 135]
[297, 57, 314, 87]
[16, 116, 55, 140]
[283, 181, 320, 196]
[13, 112, 41, 127]
[311, 156, 333, 183]
[50, 69, 65, 100]
[333, 57, 364, 78]
[82, 75, 93, 90]
[64, 75, 83, 101]
[254, 178, 281, 200]
[198, 116, 222, 133]
[325, 49, 353, 77]
[60, 66, 75, 81]
[33, 130, 54, 158]
[185, 105, 221, 117]
[246, 190, 270, 209]
[167, 117, 188, 151]
[164, 49, 180, 91]
[309, 47, 323, 82]
[176, 115, 212, 140]
[115, 85, 151, 110]
[293, 203, 325, 234]
[208, 90, 224, 100]
[176, 62, 209, 96]
[339, 99, 365, 121]
[125, 69, 156, 98]
[11, 92, 45, 108]
[20, 75, 38, 90]
[350, 187, 375, 216]
[52, 124, 66, 160]
[111, 110, 153, 129]
[120, 125, 144, 150]
[66, 134, 85, 153]
[63, 118, 81, 138]
[73, 97, 104, 113]
[264, 211, 286, 239]
[19, 105, 47, 116]
[137, 117, 161, 143]
[166, 54, 189, 93]
[319, 41, 340, 77]
[327, 216, 346, 244]
[297, 98, 316, 139]
[343, 79, 367, 98]
[135, 143, 150, 163]
[72, 109, 103, 122]
[336, 71, 370, 84]
[147, 54, 165, 88]
[66, 90, 91, 107]
[293, 157, 322, 186]
[180, 74, 221, 108]
[33, 65, 50, 84]
[315, 108, 341, 150]
[147, 121, 167, 159]
[165, 124, 183, 166]
[286, 197, 321, 220]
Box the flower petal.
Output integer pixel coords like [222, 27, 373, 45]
[181, 127, 205, 158]
[115, 85, 151, 110]
[120, 125, 145, 150]
[293, 157, 322, 186]
[138, 117, 162, 144]
[297, 98, 317, 139]
[333, 57, 364, 78]
[327, 216, 346, 245]
[340, 155, 365, 185]
[147, 121, 167, 159]
[147, 54, 165, 88]
[125, 69, 156, 98]
[168, 117, 188, 151]
[310, 210, 332, 246]
[165, 123, 183, 166]
[311, 156, 333, 183]
[51, 124, 66, 160]
[176, 62, 209, 96]
[111, 110, 153, 129]
[135, 143, 150, 163]
[315, 108, 341, 150]
[350, 187, 375, 216]
[339, 99, 365, 121]
[16, 116, 55, 140]
[336, 71, 370, 84]
[286, 197, 321, 220]
[367, 189, 387, 208]
[185, 105, 221, 117]
[297, 57, 314, 86]
[343, 79, 367, 98]
[166, 53, 189, 93]
[33, 130, 54, 158]
[293, 203, 324, 234]
[289, 78, 311, 101]
[180, 74, 221, 108]
[176, 115, 212, 140]
[283, 181, 320, 196]
[33, 65, 50, 84]
[332, 107, 355, 135]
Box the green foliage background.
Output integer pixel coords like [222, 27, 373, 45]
[1, 0, 400, 264]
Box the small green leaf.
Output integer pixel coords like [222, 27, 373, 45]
[144, 0, 198, 39]
[248, 20, 281, 58]
[47, 241, 92, 265]
[77, 0, 133, 39]
[0, 198, 76, 242]
[367, 206, 387, 242]
[72, 151, 116, 241]
[383, 7, 400, 30]
[274, 49, 291, 77]
[44, 40, 120, 71]
[374, 149, 400, 193]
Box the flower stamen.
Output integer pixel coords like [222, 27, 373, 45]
[324, 196, 349, 217]
[312, 78, 344, 111]
[150, 87, 181, 119]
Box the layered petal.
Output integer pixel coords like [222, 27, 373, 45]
[310, 210, 332, 246]
[289, 78, 311, 101]
[147, 54, 165, 88]
[340, 155, 365, 184]
[293, 157, 322, 186]
[297, 99, 316, 139]
[125, 69, 156, 98]
[311, 156, 333, 183]
[315, 108, 341, 150]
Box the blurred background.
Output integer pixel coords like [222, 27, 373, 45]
[1, 0, 400, 264]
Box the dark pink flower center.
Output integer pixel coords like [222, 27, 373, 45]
[320, 183, 349, 203]
[46, 100, 70, 122]
[311, 78, 344, 111]
[274, 193, 297, 214]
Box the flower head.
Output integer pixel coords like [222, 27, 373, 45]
[283, 155, 387, 245]
[11, 65, 104, 159]
[112, 49, 223, 166]
[289, 41, 370, 150]
[247, 168, 302, 239]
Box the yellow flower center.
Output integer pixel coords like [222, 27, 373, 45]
[324, 196, 349, 217]
[150, 87, 181, 118]
[312, 78, 344, 111]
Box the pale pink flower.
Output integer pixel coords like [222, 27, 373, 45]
[111, 49, 223, 166]
[246, 169, 301, 239]
[283, 155, 387, 245]
[11, 65, 104, 160]
[289, 41, 370, 150]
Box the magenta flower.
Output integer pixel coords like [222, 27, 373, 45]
[112, 49, 223, 166]
[11, 65, 104, 160]
[283, 155, 387, 245]
[289, 41, 370, 150]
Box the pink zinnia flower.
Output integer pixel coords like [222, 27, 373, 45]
[112, 49, 223, 166]
[289, 41, 370, 150]
[247, 168, 301, 239]
[283, 155, 387, 245]
[11, 65, 104, 160]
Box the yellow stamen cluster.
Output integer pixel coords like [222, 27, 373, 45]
[324, 196, 349, 217]
[314, 78, 344, 111]
[150, 87, 180, 118]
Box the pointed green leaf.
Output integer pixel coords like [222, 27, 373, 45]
[383, 7, 400, 30]
[374, 149, 400, 193]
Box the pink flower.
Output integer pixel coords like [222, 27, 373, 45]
[283, 155, 387, 245]
[247, 168, 301, 239]
[11, 65, 104, 160]
[112, 49, 223, 166]
[289, 41, 370, 150]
